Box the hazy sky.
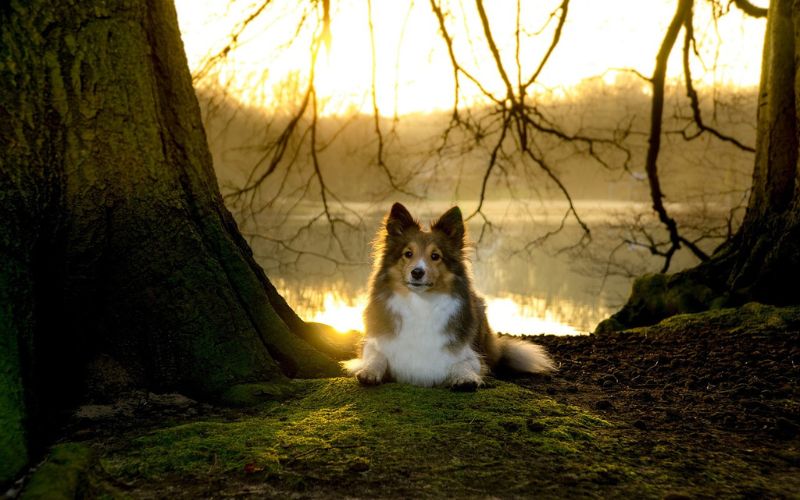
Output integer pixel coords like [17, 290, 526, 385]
[175, 0, 767, 115]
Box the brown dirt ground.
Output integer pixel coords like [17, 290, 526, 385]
[512, 324, 800, 497]
[524, 327, 799, 441]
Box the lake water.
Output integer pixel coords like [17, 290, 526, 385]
[276, 282, 604, 336]
[248, 199, 707, 336]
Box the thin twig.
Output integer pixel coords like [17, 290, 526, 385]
[681, 12, 755, 152]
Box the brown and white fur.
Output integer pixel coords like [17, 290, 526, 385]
[342, 203, 555, 390]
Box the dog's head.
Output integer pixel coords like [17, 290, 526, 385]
[379, 203, 467, 293]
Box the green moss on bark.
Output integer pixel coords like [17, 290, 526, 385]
[0, 260, 29, 486]
[220, 381, 304, 407]
[596, 272, 717, 333]
[21, 443, 93, 500]
[1, 0, 340, 483]
[625, 302, 800, 337]
[1, 0, 338, 405]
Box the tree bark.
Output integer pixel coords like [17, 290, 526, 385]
[599, 0, 800, 332]
[721, 0, 799, 302]
[0, 0, 338, 484]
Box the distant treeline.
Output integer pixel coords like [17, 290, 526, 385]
[197, 76, 756, 209]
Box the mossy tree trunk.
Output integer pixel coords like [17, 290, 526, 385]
[720, 0, 799, 302]
[0, 0, 338, 484]
[600, 0, 800, 331]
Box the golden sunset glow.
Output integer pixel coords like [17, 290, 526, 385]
[307, 292, 367, 333]
[289, 290, 595, 336]
[485, 297, 582, 336]
[175, 0, 766, 115]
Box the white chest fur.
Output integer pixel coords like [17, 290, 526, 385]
[371, 291, 476, 386]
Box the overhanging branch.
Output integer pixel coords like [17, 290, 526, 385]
[730, 0, 767, 18]
[644, 0, 709, 270]
[681, 11, 756, 152]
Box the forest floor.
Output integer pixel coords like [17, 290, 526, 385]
[12, 303, 800, 499]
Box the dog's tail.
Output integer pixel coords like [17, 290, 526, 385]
[340, 358, 363, 375]
[496, 336, 556, 374]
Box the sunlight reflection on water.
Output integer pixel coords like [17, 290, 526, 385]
[284, 287, 599, 336]
[267, 200, 640, 337]
[485, 296, 582, 335]
[305, 292, 367, 333]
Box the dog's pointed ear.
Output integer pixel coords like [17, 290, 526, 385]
[433, 206, 465, 247]
[385, 202, 419, 236]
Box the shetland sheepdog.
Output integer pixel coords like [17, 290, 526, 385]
[342, 203, 555, 390]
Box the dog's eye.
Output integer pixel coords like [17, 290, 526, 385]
[404, 250, 413, 258]
[431, 252, 440, 261]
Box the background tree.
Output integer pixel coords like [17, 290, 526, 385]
[0, 0, 344, 485]
[602, 0, 800, 329]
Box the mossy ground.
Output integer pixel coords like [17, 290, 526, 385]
[23, 381, 799, 498]
[88, 379, 616, 498]
[18, 304, 800, 498]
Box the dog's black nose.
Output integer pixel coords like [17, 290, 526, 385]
[410, 268, 425, 280]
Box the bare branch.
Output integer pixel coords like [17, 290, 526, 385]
[429, 0, 502, 105]
[729, 0, 767, 18]
[193, 0, 273, 82]
[520, 109, 632, 172]
[606, 67, 652, 83]
[474, 0, 515, 100]
[467, 111, 510, 221]
[524, 147, 591, 238]
[524, 0, 570, 89]
[244, 233, 366, 267]
[644, 0, 709, 270]
[223, 85, 312, 201]
[367, 0, 417, 197]
[515, 0, 522, 93]
[681, 11, 756, 152]
[309, 86, 354, 260]
[519, 206, 591, 255]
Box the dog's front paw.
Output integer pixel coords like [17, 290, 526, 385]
[450, 380, 478, 392]
[448, 372, 482, 392]
[356, 368, 384, 386]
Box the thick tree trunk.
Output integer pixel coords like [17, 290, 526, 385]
[721, 0, 800, 302]
[599, 0, 800, 332]
[0, 0, 338, 484]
